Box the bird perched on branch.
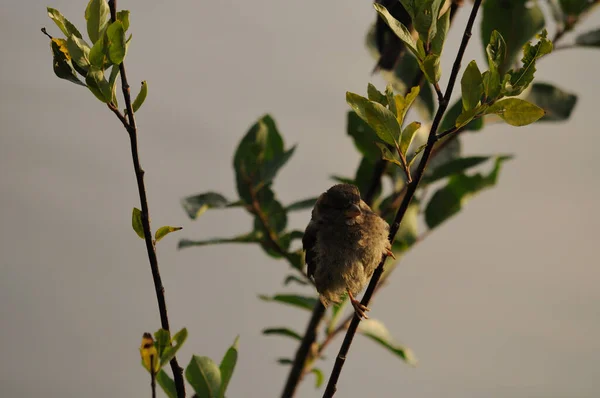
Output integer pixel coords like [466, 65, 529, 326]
[303, 184, 394, 319]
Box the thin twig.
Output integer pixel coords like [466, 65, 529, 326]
[150, 356, 157, 398]
[107, 2, 185, 397]
[322, 1, 483, 396]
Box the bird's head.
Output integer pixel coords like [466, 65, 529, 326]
[314, 184, 363, 222]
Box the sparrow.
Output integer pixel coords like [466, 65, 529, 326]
[303, 184, 394, 319]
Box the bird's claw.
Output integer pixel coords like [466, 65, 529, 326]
[386, 249, 396, 260]
[347, 289, 370, 319]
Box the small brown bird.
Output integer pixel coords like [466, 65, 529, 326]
[303, 184, 394, 319]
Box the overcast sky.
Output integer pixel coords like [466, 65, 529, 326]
[1, 1, 600, 397]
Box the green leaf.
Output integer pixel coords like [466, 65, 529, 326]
[559, 0, 595, 16]
[439, 100, 484, 133]
[50, 38, 86, 87]
[483, 31, 507, 101]
[253, 187, 287, 235]
[486, 98, 545, 126]
[47, 8, 83, 39]
[85, 0, 110, 44]
[394, 86, 421, 126]
[156, 370, 177, 398]
[376, 143, 403, 169]
[373, 3, 422, 59]
[481, 0, 545, 74]
[400, 0, 445, 46]
[106, 21, 126, 64]
[422, 156, 492, 184]
[186, 356, 222, 398]
[421, 53, 441, 84]
[525, 83, 577, 122]
[108, 65, 120, 106]
[233, 115, 284, 203]
[284, 250, 305, 272]
[285, 197, 317, 212]
[88, 34, 106, 68]
[284, 275, 309, 286]
[131, 207, 145, 239]
[385, 85, 397, 117]
[311, 368, 325, 389]
[503, 30, 553, 97]
[430, 6, 450, 56]
[132, 81, 148, 113]
[258, 294, 318, 311]
[575, 28, 600, 47]
[116, 10, 130, 31]
[389, 200, 419, 256]
[353, 157, 378, 197]
[425, 156, 512, 228]
[66, 35, 91, 74]
[259, 145, 296, 188]
[262, 327, 302, 341]
[181, 192, 230, 220]
[367, 83, 388, 105]
[277, 358, 293, 365]
[347, 111, 382, 162]
[85, 66, 112, 102]
[358, 319, 417, 366]
[160, 328, 188, 367]
[218, 336, 239, 398]
[346, 92, 401, 147]
[460, 60, 483, 111]
[155, 226, 183, 242]
[455, 104, 487, 130]
[399, 121, 421, 156]
[154, 329, 171, 360]
[178, 232, 261, 249]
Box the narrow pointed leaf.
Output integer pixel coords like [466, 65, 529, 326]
[258, 294, 318, 311]
[375, 143, 403, 168]
[262, 327, 302, 341]
[422, 156, 492, 184]
[160, 328, 188, 367]
[47, 7, 83, 38]
[178, 232, 260, 249]
[399, 121, 421, 155]
[186, 356, 222, 398]
[284, 275, 309, 286]
[311, 368, 325, 388]
[461, 60, 483, 111]
[358, 319, 417, 365]
[431, 6, 450, 56]
[156, 370, 177, 398]
[346, 92, 401, 146]
[259, 145, 296, 187]
[374, 3, 422, 59]
[155, 226, 183, 242]
[525, 83, 577, 122]
[218, 337, 239, 398]
[85, 0, 110, 44]
[347, 111, 381, 161]
[285, 197, 317, 212]
[132, 81, 148, 113]
[131, 207, 144, 239]
[108, 65, 120, 106]
[181, 192, 230, 220]
[483, 30, 506, 100]
[394, 86, 421, 126]
[367, 83, 387, 105]
[486, 98, 544, 126]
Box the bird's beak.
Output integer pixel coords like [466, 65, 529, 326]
[345, 204, 362, 218]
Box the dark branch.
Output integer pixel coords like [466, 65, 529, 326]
[107, 2, 185, 397]
[322, 1, 483, 396]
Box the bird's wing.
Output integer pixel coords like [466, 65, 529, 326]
[302, 219, 319, 280]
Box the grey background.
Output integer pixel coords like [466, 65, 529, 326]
[1, 1, 599, 397]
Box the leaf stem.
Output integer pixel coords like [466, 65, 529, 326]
[107, 2, 185, 397]
[322, 1, 483, 396]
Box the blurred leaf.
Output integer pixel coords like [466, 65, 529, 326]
[181, 192, 231, 220]
[575, 28, 600, 47]
[481, 0, 545, 74]
[258, 294, 318, 311]
[358, 319, 417, 365]
[106, 21, 126, 64]
[85, 66, 111, 102]
[430, 6, 450, 56]
[400, 0, 445, 46]
[503, 30, 553, 97]
[155, 226, 183, 243]
[116, 10, 130, 31]
[132, 81, 148, 113]
[330, 175, 355, 185]
[311, 368, 325, 388]
[85, 0, 109, 44]
[234, 115, 284, 202]
[284, 250, 305, 272]
[525, 82, 577, 122]
[374, 3, 422, 59]
[258, 145, 296, 188]
[425, 156, 512, 228]
[347, 111, 381, 162]
[483, 30, 506, 101]
[253, 188, 287, 235]
[160, 328, 188, 367]
[423, 156, 492, 184]
[328, 298, 348, 334]
[218, 336, 239, 398]
[178, 232, 260, 249]
[47, 7, 83, 39]
[284, 275, 309, 286]
[131, 207, 145, 239]
[156, 370, 177, 398]
[460, 60, 483, 111]
[354, 157, 379, 197]
[439, 100, 484, 134]
[399, 121, 421, 156]
[486, 98, 544, 126]
[277, 358, 293, 365]
[50, 38, 86, 87]
[286, 197, 317, 212]
[186, 356, 222, 398]
[376, 143, 403, 168]
[421, 53, 441, 84]
[559, 0, 596, 16]
[422, 137, 461, 178]
[367, 83, 388, 105]
[262, 327, 302, 341]
[346, 92, 401, 146]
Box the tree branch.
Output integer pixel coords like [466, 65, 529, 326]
[322, 1, 483, 396]
[108, 2, 185, 397]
